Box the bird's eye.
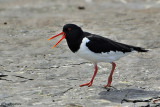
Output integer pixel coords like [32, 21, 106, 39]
[68, 28, 71, 31]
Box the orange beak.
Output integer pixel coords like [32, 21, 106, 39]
[48, 32, 66, 48]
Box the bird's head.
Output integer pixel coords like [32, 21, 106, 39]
[48, 24, 83, 48]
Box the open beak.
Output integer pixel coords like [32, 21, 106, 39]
[48, 32, 65, 48]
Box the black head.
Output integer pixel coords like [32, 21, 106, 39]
[62, 24, 83, 40]
[62, 24, 84, 52]
[48, 24, 84, 52]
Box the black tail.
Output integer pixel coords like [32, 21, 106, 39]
[133, 47, 148, 52]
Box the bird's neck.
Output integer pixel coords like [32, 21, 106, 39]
[66, 33, 84, 53]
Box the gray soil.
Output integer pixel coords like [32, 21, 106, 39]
[0, 0, 160, 107]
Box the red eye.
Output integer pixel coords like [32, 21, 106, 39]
[68, 28, 71, 31]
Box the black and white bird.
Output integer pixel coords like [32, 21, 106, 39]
[48, 24, 148, 88]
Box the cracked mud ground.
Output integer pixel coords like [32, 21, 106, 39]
[0, 0, 160, 107]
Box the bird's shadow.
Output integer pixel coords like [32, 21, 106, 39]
[99, 87, 160, 104]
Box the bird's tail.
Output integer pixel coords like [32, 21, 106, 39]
[132, 46, 148, 52]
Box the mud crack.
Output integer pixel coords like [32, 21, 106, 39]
[51, 87, 73, 97]
[13, 75, 34, 81]
[121, 96, 160, 104]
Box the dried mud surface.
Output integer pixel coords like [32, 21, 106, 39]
[0, 0, 160, 107]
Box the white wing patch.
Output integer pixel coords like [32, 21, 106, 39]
[75, 37, 131, 63]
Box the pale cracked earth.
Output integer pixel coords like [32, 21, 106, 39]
[0, 0, 160, 107]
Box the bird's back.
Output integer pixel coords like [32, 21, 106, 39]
[84, 33, 148, 53]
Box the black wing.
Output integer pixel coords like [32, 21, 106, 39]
[85, 33, 148, 53]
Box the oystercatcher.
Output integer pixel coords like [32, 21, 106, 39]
[48, 24, 148, 88]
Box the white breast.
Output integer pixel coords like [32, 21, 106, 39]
[75, 37, 130, 63]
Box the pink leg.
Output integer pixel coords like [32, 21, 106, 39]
[104, 62, 116, 88]
[80, 63, 98, 87]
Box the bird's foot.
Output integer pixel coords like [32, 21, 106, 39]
[80, 82, 92, 87]
[104, 84, 111, 88]
[104, 82, 111, 88]
[103, 85, 117, 91]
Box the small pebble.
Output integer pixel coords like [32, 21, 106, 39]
[78, 6, 85, 10]
[4, 22, 7, 25]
